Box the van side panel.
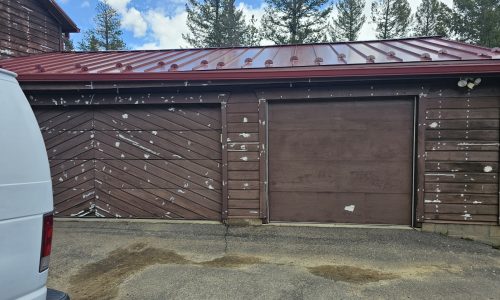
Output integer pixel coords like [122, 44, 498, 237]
[0, 72, 52, 299]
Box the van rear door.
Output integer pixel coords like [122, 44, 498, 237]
[0, 69, 53, 300]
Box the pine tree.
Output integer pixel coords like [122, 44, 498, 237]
[330, 0, 366, 41]
[413, 0, 452, 37]
[63, 36, 75, 51]
[452, 0, 500, 47]
[261, 0, 332, 45]
[78, 31, 100, 51]
[371, 0, 412, 39]
[78, 1, 126, 51]
[183, 0, 260, 47]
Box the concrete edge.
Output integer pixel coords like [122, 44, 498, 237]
[54, 218, 419, 230]
[54, 217, 222, 225]
[266, 222, 416, 230]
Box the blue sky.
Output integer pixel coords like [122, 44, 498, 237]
[56, 0, 453, 50]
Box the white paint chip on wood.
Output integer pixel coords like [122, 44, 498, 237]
[344, 205, 355, 212]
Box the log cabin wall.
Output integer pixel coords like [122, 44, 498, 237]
[23, 77, 500, 225]
[0, 0, 63, 58]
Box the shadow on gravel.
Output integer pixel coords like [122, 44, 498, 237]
[308, 265, 398, 284]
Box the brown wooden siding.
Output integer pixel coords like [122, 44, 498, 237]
[225, 93, 261, 218]
[34, 105, 222, 219]
[422, 95, 500, 224]
[0, 0, 62, 59]
[26, 79, 500, 225]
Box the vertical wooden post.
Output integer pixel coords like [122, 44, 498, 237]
[258, 98, 269, 222]
[221, 101, 229, 220]
[415, 95, 427, 225]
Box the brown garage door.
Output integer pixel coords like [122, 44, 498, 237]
[269, 99, 413, 225]
[34, 105, 222, 220]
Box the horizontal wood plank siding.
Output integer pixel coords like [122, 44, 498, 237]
[0, 0, 62, 59]
[226, 92, 261, 218]
[423, 95, 500, 224]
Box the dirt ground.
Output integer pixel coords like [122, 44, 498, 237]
[48, 220, 500, 300]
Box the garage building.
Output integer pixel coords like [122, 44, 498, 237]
[2, 37, 499, 236]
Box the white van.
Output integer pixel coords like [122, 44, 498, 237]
[0, 69, 69, 300]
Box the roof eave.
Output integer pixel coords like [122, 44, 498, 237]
[44, 0, 79, 33]
[15, 61, 500, 83]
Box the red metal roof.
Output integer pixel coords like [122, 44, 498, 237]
[2, 37, 499, 82]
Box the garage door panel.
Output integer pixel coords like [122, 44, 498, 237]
[269, 129, 412, 161]
[122, 189, 203, 219]
[364, 194, 412, 224]
[95, 169, 159, 190]
[123, 159, 221, 194]
[94, 109, 187, 131]
[96, 189, 164, 218]
[269, 99, 413, 224]
[35, 105, 222, 220]
[38, 109, 93, 131]
[270, 192, 366, 223]
[53, 168, 94, 188]
[45, 131, 94, 160]
[270, 160, 412, 193]
[96, 159, 178, 189]
[154, 159, 221, 180]
[50, 159, 92, 178]
[269, 100, 412, 130]
[144, 108, 220, 130]
[126, 130, 221, 159]
[271, 192, 411, 224]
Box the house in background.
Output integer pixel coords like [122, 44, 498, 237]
[0, 0, 78, 59]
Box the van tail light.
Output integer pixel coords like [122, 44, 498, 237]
[39, 213, 53, 272]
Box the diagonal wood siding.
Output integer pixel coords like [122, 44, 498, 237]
[34, 105, 222, 219]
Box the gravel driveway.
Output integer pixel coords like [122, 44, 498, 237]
[48, 220, 500, 300]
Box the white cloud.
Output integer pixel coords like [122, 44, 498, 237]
[139, 10, 190, 49]
[122, 7, 148, 37]
[101, 0, 148, 38]
[81, 1, 90, 8]
[104, 0, 131, 13]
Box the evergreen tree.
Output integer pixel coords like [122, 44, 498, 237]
[63, 36, 75, 51]
[414, 0, 452, 37]
[371, 0, 412, 39]
[78, 31, 100, 51]
[261, 0, 332, 45]
[452, 0, 500, 47]
[183, 0, 260, 47]
[78, 1, 126, 51]
[329, 0, 366, 41]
